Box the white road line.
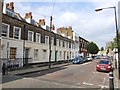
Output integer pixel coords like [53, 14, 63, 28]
[81, 62, 91, 66]
[83, 82, 93, 86]
[102, 77, 106, 86]
[98, 85, 108, 88]
[24, 77, 82, 88]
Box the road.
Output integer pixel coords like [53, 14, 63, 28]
[2, 59, 109, 88]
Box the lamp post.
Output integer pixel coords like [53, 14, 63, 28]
[49, 16, 52, 68]
[95, 6, 120, 80]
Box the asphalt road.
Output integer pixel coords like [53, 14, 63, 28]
[2, 59, 109, 89]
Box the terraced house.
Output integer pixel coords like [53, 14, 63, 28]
[1, 2, 89, 68]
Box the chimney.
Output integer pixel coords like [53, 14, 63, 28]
[39, 19, 45, 26]
[6, 2, 14, 11]
[6, 3, 9, 8]
[9, 2, 14, 11]
[51, 25, 55, 30]
[25, 12, 32, 19]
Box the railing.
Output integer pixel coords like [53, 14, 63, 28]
[1, 58, 23, 70]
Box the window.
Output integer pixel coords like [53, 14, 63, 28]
[42, 49, 47, 59]
[2, 23, 9, 37]
[45, 36, 49, 44]
[28, 31, 34, 42]
[13, 26, 21, 39]
[60, 51, 62, 57]
[36, 33, 41, 43]
[63, 41, 65, 47]
[64, 41, 66, 48]
[61, 40, 63, 47]
[34, 49, 38, 59]
[56, 39, 59, 46]
[59, 40, 61, 46]
[10, 47, 16, 59]
[51, 37, 54, 45]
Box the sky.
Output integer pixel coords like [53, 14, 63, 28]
[4, 0, 120, 48]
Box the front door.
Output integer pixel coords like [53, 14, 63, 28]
[24, 49, 29, 66]
[55, 51, 58, 62]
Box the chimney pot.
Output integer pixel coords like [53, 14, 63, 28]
[10, 2, 14, 6]
[6, 3, 9, 8]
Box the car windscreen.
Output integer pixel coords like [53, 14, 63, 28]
[99, 60, 109, 64]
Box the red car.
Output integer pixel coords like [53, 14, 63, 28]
[96, 60, 113, 72]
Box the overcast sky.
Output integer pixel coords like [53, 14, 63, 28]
[4, 0, 120, 48]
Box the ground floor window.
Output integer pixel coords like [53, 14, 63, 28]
[10, 47, 16, 60]
[34, 49, 38, 60]
[42, 49, 47, 59]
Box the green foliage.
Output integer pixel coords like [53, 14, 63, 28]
[100, 47, 104, 51]
[109, 42, 115, 50]
[86, 42, 99, 54]
[112, 32, 120, 50]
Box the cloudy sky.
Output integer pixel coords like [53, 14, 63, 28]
[4, 0, 120, 48]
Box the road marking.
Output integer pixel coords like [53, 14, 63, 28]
[101, 77, 106, 88]
[24, 77, 82, 88]
[81, 62, 91, 66]
[93, 72, 99, 74]
[83, 82, 93, 86]
[98, 85, 108, 88]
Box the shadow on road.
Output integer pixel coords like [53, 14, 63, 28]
[2, 64, 68, 84]
[17, 66, 68, 78]
[2, 75, 23, 84]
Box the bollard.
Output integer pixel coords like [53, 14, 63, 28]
[109, 71, 114, 90]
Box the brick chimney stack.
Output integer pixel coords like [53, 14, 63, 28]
[6, 3, 9, 8]
[25, 12, 33, 19]
[9, 2, 14, 10]
[6, 2, 14, 11]
[39, 19, 45, 26]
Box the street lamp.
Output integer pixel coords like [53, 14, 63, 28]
[49, 16, 52, 68]
[95, 6, 120, 79]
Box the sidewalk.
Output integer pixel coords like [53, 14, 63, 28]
[113, 68, 120, 89]
[6, 62, 71, 76]
[113, 59, 120, 89]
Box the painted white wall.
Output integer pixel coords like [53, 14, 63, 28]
[25, 40, 71, 63]
[1, 37, 23, 66]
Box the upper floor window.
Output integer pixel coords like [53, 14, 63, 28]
[13, 26, 21, 39]
[61, 40, 63, 47]
[2, 23, 9, 37]
[59, 40, 61, 46]
[45, 36, 49, 44]
[28, 31, 34, 42]
[64, 41, 66, 48]
[36, 33, 41, 43]
[63, 41, 65, 47]
[56, 39, 59, 46]
[51, 37, 54, 45]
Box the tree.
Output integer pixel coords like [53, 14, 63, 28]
[100, 47, 104, 51]
[86, 42, 99, 55]
[112, 32, 120, 50]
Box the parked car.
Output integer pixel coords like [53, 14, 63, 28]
[96, 59, 113, 72]
[72, 57, 83, 64]
[82, 57, 88, 62]
[87, 56, 93, 61]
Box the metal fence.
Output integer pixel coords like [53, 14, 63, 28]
[1, 58, 23, 70]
